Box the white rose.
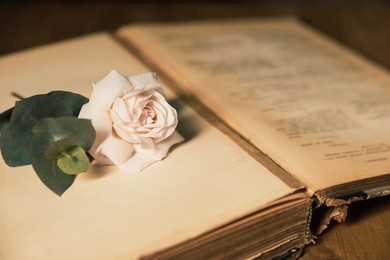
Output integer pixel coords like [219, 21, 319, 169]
[78, 69, 183, 172]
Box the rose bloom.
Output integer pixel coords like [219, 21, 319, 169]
[78, 70, 183, 172]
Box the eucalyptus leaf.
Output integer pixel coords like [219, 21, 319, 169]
[44, 138, 75, 160]
[32, 117, 95, 151]
[57, 145, 91, 175]
[1, 121, 30, 166]
[10, 95, 72, 161]
[0, 91, 90, 195]
[27, 117, 95, 195]
[47, 91, 89, 116]
[28, 131, 76, 196]
[10, 95, 71, 141]
[7, 91, 88, 163]
[0, 107, 13, 135]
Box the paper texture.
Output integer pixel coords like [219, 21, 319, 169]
[0, 33, 293, 259]
[119, 18, 390, 193]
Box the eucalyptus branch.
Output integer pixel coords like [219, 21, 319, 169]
[11, 92, 25, 100]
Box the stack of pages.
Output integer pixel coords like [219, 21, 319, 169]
[0, 17, 389, 259]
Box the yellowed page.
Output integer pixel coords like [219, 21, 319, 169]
[119, 18, 390, 193]
[0, 33, 294, 259]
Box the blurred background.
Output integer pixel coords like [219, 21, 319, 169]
[0, 1, 389, 259]
[0, 0, 390, 68]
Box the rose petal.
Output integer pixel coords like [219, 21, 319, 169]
[111, 97, 131, 123]
[123, 95, 146, 121]
[113, 124, 139, 144]
[153, 93, 176, 126]
[78, 103, 94, 120]
[79, 103, 112, 153]
[128, 72, 164, 94]
[118, 131, 184, 172]
[95, 135, 135, 165]
[140, 137, 155, 149]
[91, 153, 114, 166]
[89, 70, 133, 111]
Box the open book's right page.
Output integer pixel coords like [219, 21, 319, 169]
[119, 18, 390, 202]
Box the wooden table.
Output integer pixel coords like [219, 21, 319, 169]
[304, 196, 389, 260]
[1, 2, 389, 259]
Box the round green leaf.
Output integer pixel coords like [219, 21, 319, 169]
[10, 95, 71, 144]
[32, 117, 96, 151]
[27, 117, 95, 196]
[1, 120, 31, 166]
[47, 91, 89, 116]
[8, 91, 88, 163]
[0, 107, 13, 139]
[57, 145, 91, 175]
[28, 131, 76, 196]
[44, 138, 75, 160]
[10, 95, 71, 160]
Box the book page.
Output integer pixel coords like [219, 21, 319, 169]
[0, 33, 294, 259]
[119, 18, 390, 193]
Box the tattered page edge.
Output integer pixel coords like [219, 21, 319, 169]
[312, 205, 349, 236]
[311, 180, 389, 235]
[314, 175, 390, 206]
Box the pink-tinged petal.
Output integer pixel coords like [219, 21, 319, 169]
[167, 105, 178, 126]
[90, 112, 112, 146]
[92, 153, 114, 166]
[118, 131, 184, 173]
[151, 100, 168, 119]
[97, 69, 133, 91]
[110, 109, 126, 128]
[117, 150, 151, 173]
[149, 131, 184, 159]
[139, 137, 155, 150]
[111, 97, 131, 123]
[113, 125, 139, 144]
[127, 72, 164, 94]
[153, 108, 178, 143]
[95, 135, 135, 165]
[123, 95, 145, 122]
[89, 70, 133, 111]
[150, 93, 177, 129]
[78, 103, 94, 120]
[79, 104, 113, 153]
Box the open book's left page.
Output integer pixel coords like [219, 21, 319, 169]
[0, 33, 295, 259]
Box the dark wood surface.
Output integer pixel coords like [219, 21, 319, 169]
[1, 2, 390, 69]
[1, 2, 389, 259]
[304, 196, 389, 260]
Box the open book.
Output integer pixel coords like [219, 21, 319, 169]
[0, 17, 388, 259]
